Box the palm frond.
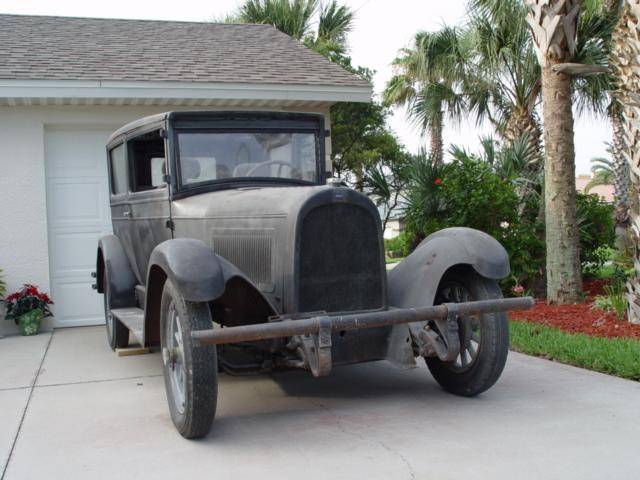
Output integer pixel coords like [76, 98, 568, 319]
[239, 0, 318, 40]
[317, 0, 353, 47]
[585, 170, 614, 192]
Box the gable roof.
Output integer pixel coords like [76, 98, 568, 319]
[0, 14, 370, 89]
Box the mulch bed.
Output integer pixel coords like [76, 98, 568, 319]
[509, 279, 640, 339]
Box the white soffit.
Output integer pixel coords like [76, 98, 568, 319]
[0, 79, 372, 107]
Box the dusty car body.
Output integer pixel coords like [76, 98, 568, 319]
[94, 111, 532, 438]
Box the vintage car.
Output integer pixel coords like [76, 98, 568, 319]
[94, 111, 531, 438]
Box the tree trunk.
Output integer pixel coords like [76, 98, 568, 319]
[610, 110, 630, 212]
[610, 0, 640, 322]
[526, 0, 582, 303]
[429, 113, 444, 166]
[541, 67, 583, 303]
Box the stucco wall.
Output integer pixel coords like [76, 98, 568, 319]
[0, 104, 330, 335]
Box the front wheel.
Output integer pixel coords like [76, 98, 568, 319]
[160, 280, 218, 439]
[425, 267, 509, 397]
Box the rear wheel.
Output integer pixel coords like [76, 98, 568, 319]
[160, 280, 218, 439]
[102, 270, 129, 351]
[425, 268, 509, 396]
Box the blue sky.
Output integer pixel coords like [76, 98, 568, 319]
[0, 0, 609, 174]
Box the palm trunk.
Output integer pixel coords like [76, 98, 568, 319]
[429, 113, 444, 166]
[503, 107, 543, 160]
[504, 107, 544, 215]
[526, 0, 582, 303]
[610, 0, 640, 322]
[541, 67, 583, 303]
[610, 110, 632, 249]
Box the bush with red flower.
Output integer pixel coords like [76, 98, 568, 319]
[3, 284, 54, 324]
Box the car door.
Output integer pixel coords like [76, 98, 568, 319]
[107, 141, 140, 281]
[127, 128, 173, 284]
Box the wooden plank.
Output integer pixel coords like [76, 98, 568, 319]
[116, 346, 150, 357]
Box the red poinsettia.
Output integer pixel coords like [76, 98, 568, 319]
[3, 284, 54, 324]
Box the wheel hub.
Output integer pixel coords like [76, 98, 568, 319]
[434, 281, 482, 372]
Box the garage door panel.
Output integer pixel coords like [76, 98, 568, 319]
[45, 127, 116, 327]
[51, 280, 105, 327]
[46, 129, 109, 178]
[49, 230, 107, 278]
[47, 179, 109, 226]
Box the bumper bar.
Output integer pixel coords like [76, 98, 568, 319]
[191, 296, 534, 346]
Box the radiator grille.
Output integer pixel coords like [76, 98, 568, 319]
[211, 229, 274, 291]
[298, 204, 384, 312]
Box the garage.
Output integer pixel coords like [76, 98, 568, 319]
[44, 127, 115, 327]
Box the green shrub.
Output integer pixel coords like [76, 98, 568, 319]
[403, 155, 544, 292]
[594, 283, 627, 320]
[384, 230, 414, 258]
[577, 193, 615, 276]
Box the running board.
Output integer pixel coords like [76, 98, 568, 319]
[111, 307, 144, 346]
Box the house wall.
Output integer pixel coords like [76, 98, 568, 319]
[0, 103, 330, 335]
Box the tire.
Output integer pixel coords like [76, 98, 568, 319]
[160, 279, 218, 439]
[425, 267, 509, 397]
[103, 270, 129, 351]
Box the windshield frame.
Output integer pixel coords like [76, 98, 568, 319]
[171, 119, 325, 196]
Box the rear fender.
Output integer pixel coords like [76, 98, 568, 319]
[96, 235, 137, 309]
[385, 227, 510, 368]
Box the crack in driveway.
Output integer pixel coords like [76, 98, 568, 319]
[311, 399, 416, 480]
[1, 331, 54, 480]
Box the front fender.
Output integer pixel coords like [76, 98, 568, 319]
[385, 228, 509, 369]
[388, 227, 509, 309]
[147, 238, 227, 303]
[147, 238, 278, 312]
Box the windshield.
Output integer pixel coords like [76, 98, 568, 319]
[177, 131, 318, 186]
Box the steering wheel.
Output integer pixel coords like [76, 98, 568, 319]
[246, 160, 298, 178]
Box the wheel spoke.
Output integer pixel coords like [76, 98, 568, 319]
[435, 280, 486, 373]
[467, 341, 477, 358]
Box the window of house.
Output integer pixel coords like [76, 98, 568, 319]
[109, 143, 128, 195]
[128, 130, 166, 192]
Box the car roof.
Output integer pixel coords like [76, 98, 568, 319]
[107, 110, 326, 146]
[107, 112, 170, 145]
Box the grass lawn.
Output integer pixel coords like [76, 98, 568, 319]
[509, 320, 640, 381]
[385, 256, 405, 264]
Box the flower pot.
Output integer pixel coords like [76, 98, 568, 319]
[18, 309, 43, 336]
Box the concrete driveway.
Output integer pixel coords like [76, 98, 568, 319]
[1, 326, 639, 480]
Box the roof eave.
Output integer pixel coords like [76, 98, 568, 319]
[0, 79, 372, 106]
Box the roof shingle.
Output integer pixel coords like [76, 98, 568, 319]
[0, 14, 370, 88]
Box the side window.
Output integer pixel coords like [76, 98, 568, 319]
[109, 143, 128, 195]
[129, 130, 166, 192]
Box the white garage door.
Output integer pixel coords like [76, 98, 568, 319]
[45, 127, 116, 327]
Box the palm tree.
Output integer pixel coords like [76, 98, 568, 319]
[467, 0, 543, 158]
[610, 0, 640, 322]
[402, 151, 450, 236]
[235, 0, 353, 56]
[572, 0, 628, 237]
[585, 156, 614, 192]
[524, 0, 584, 304]
[384, 28, 468, 165]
